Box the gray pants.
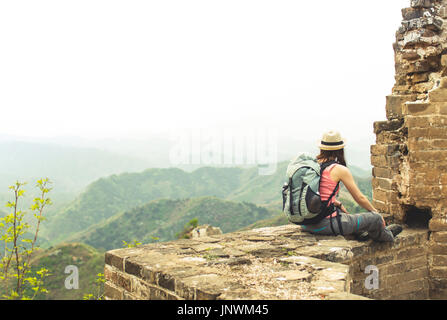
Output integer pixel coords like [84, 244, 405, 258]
[301, 211, 394, 242]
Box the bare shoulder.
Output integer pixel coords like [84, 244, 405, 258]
[332, 164, 352, 179]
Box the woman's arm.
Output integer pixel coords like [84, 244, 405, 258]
[335, 166, 378, 213]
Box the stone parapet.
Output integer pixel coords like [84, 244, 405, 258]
[104, 225, 430, 300]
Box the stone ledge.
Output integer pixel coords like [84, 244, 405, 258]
[105, 223, 430, 300]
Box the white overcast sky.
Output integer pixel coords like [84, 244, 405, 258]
[0, 0, 409, 143]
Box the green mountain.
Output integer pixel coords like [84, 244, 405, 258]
[41, 160, 371, 246]
[41, 166, 247, 243]
[69, 196, 279, 251]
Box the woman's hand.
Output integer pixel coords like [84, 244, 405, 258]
[334, 200, 349, 214]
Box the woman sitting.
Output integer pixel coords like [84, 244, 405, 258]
[301, 130, 402, 242]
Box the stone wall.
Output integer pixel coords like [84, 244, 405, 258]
[371, 0, 447, 298]
[104, 225, 430, 300]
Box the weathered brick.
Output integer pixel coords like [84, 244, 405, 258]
[374, 119, 405, 134]
[410, 127, 447, 140]
[115, 271, 132, 292]
[374, 255, 395, 266]
[402, 7, 425, 20]
[376, 130, 404, 144]
[372, 200, 389, 213]
[396, 279, 429, 295]
[406, 115, 431, 128]
[404, 102, 436, 116]
[409, 185, 442, 199]
[397, 247, 426, 260]
[432, 231, 447, 243]
[432, 139, 447, 149]
[104, 265, 132, 292]
[429, 241, 447, 255]
[408, 255, 429, 269]
[130, 277, 182, 300]
[386, 267, 428, 287]
[388, 288, 429, 300]
[372, 167, 395, 179]
[411, 72, 430, 83]
[123, 292, 141, 300]
[386, 95, 416, 119]
[371, 154, 401, 168]
[105, 252, 124, 271]
[150, 285, 182, 300]
[175, 279, 197, 300]
[410, 0, 433, 8]
[104, 264, 114, 281]
[430, 219, 447, 232]
[371, 156, 387, 168]
[430, 267, 447, 278]
[408, 127, 429, 139]
[372, 177, 394, 190]
[441, 174, 447, 185]
[371, 144, 401, 156]
[432, 255, 447, 267]
[156, 272, 176, 292]
[124, 258, 143, 278]
[374, 188, 401, 203]
[427, 127, 447, 138]
[409, 150, 447, 163]
[415, 170, 441, 184]
[386, 260, 410, 275]
[407, 138, 431, 151]
[439, 104, 447, 115]
[104, 281, 124, 300]
[429, 115, 447, 127]
[429, 87, 447, 102]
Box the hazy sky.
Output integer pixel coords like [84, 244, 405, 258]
[0, 0, 409, 143]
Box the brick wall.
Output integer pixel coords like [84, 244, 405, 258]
[349, 230, 430, 299]
[372, 0, 447, 297]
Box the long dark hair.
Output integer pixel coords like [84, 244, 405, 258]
[316, 149, 347, 167]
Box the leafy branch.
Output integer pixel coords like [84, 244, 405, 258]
[0, 179, 52, 299]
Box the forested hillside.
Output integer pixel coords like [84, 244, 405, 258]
[40, 161, 371, 246]
[69, 197, 278, 251]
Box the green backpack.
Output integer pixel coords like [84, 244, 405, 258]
[282, 154, 340, 225]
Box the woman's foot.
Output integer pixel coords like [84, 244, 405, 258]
[355, 232, 370, 242]
[386, 224, 403, 238]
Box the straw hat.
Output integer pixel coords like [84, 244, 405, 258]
[319, 130, 346, 151]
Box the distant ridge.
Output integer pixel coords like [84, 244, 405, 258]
[41, 162, 371, 246]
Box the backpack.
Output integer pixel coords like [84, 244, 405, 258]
[282, 153, 340, 225]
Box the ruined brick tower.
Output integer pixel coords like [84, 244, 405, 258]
[371, 0, 447, 298]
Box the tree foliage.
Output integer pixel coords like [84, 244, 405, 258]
[0, 179, 52, 299]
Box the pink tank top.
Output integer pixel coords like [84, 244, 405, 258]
[320, 163, 339, 218]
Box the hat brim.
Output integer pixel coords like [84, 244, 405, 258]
[319, 143, 345, 151]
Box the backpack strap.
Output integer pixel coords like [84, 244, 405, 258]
[319, 160, 338, 177]
[288, 177, 294, 215]
[321, 181, 340, 218]
[329, 207, 345, 236]
[336, 208, 344, 236]
[320, 160, 344, 235]
[319, 160, 341, 221]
